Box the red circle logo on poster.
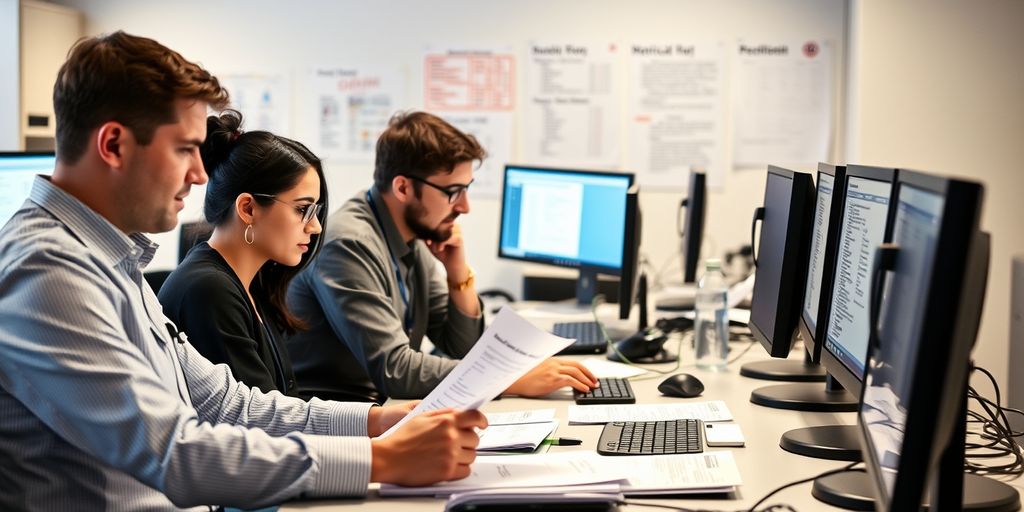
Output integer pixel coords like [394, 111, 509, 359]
[803, 41, 820, 58]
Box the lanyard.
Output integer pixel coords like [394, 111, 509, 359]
[366, 190, 413, 333]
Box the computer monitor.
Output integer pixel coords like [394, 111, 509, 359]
[798, 163, 847, 364]
[858, 170, 1018, 511]
[819, 165, 897, 396]
[0, 152, 55, 228]
[619, 184, 645, 324]
[680, 171, 706, 284]
[774, 166, 896, 464]
[498, 165, 635, 307]
[743, 166, 822, 386]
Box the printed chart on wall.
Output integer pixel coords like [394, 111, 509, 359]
[732, 40, 833, 169]
[303, 67, 405, 163]
[627, 42, 726, 190]
[219, 74, 291, 136]
[523, 42, 622, 169]
[423, 48, 515, 198]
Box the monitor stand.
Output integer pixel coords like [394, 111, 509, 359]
[810, 375, 1019, 511]
[749, 374, 857, 412]
[740, 347, 826, 382]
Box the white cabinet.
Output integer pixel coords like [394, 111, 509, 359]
[20, 0, 81, 150]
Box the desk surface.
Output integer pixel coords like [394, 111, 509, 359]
[283, 312, 1024, 511]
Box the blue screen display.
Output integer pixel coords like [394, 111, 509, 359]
[499, 167, 631, 270]
[0, 153, 55, 229]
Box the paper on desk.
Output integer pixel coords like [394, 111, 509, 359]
[568, 401, 733, 424]
[580, 357, 647, 379]
[381, 451, 741, 497]
[485, 408, 556, 425]
[380, 306, 574, 438]
[477, 420, 558, 452]
[379, 452, 628, 497]
[680, 307, 751, 325]
[727, 273, 756, 308]
[618, 451, 742, 495]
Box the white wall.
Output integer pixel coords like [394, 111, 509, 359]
[53, 0, 847, 295]
[847, 0, 1024, 392]
[0, 0, 18, 150]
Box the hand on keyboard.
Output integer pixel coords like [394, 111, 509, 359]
[505, 357, 599, 396]
[573, 377, 636, 405]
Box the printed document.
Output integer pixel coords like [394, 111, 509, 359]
[477, 420, 558, 452]
[380, 452, 626, 496]
[381, 451, 742, 497]
[568, 401, 733, 424]
[485, 409, 557, 426]
[380, 306, 574, 437]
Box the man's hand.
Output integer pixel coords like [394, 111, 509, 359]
[367, 401, 419, 437]
[504, 358, 599, 396]
[370, 409, 487, 486]
[425, 222, 469, 283]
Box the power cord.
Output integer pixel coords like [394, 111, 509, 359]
[964, 364, 1024, 476]
[589, 294, 688, 380]
[616, 461, 859, 512]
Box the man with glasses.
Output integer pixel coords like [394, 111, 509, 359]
[286, 111, 598, 403]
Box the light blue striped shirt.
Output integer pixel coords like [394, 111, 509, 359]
[0, 177, 374, 511]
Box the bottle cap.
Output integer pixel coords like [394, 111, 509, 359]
[705, 258, 722, 270]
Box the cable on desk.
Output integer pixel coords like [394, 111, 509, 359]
[741, 461, 859, 512]
[591, 294, 683, 378]
[964, 364, 1024, 476]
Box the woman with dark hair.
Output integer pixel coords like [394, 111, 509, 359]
[159, 110, 329, 396]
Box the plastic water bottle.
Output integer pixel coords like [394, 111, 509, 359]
[694, 258, 729, 370]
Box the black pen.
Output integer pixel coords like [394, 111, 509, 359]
[541, 437, 583, 446]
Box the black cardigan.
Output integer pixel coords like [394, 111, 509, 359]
[159, 242, 300, 397]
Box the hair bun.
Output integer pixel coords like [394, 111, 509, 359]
[200, 109, 244, 176]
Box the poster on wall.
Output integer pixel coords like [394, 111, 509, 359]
[423, 48, 515, 198]
[218, 74, 291, 136]
[731, 40, 833, 169]
[302, 66, 406, 163]
[523, 41, 622, 169]
[627, 42, 726, 190]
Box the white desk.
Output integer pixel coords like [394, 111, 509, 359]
[283, 308, 1024, 511]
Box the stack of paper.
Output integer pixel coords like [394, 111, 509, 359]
[380, 451, 742, 498]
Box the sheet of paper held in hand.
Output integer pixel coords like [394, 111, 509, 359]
[379, 306, 575, 438]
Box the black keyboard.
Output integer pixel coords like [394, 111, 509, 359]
[552, 321, 607, 355]
[597, 419, 704, 455]
[573, 377, 636, 405]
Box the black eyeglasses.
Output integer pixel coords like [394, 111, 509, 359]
[405, 175, 474, 204]
[252, 193, 323, 224]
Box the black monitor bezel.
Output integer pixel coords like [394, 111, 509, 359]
[681, 171, 706, 284]
[0, 151, 56, 158]
[748, 165, 815, 358]
[856, 169, 983, 511]
[497, 164, 636, 276]
[619, 184, 642, 320]
[817, 165, 898, 395]
[798, 163, 847, 364]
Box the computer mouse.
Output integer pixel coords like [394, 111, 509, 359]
[606, 328, 676, 364]
[658, 373, 705, 398]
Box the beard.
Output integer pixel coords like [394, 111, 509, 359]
[404, 201, 458, 242]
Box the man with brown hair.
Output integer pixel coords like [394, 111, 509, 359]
[286, 111, 598, 403]
[0, 32, 484, 510]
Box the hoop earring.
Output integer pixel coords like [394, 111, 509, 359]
[244, 224, 255, 245]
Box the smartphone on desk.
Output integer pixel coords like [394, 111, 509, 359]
[704, 422, 745, 447]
